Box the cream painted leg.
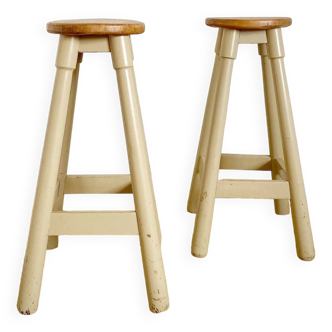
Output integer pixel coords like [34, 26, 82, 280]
[47, 52, 83, 250]
[259, 44, 290, 215]
[188, 29, 223, 213]
[17, 35, 79, 315]
[192, 29, 239, 258]
[110, 35, 169, 313]
[267, 29, 315, 261]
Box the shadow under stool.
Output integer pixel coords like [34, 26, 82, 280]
[188, 17, 315, 261]
[17, 19, 169, 315]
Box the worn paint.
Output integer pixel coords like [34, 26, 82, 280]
[18, 309, 31, 316]
[200, 191, 207, 202]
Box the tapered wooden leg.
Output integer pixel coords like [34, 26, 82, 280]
[188, 29, 223, 213]
[109, 35, 169, 313]
[191, 29, 239, 258]
[17, 35, 79, 315]
[47, 52, 83, 250]
[259, 44, 290, 215]
[267, 29, 315, 261]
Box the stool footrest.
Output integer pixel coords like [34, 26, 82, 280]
[219, 154, 272, 171]
[64, 174, 132, 194]
[216, 179, 290, 199]
[48, 211, 138, 235]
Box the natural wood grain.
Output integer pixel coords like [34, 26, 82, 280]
[206, 17, 292, 30]
[47, 19, 145, 35]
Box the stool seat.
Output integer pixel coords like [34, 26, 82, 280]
[47, 19, 145, 35]
[205, 17, 292, 30]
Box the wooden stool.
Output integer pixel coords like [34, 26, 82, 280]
[17, 19, 169, 315]
[188, 17, 315, 261]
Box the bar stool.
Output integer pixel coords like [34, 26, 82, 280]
[17, 19, 169, 315]
[188, 18, 315, 261]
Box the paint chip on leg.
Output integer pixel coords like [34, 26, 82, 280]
[200, 191, 207, 202]
[18, 308, 31, 315]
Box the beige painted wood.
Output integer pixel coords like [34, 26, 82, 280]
[274, 158, 287, 180]
[187, 28, 223, 214]
[47, 19, 145, 36]
[267, 28, 314, 261]
[191, 29, 239, 258]
[78, 36, 110, 53]
[64, 174, 132, 194]
[259, 43, 290, 215]
[48, 211, 138, 235]
[47, 52, 83, 250]
[110, 36, 163, 246]
[216, 179, 290, 199]
[17, 35, 79, 315]
[206, 17, 292, 30]
[239, 30, 267, 44]
[109, 35, 169, 313]
[220, 153, 271, 170]
[48, 181, 65, 249]
[273, 158, 288, 198]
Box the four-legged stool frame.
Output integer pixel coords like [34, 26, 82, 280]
[17, 19, 169, 315]
[188, 18, 315, 261]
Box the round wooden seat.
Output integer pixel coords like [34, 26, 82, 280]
[206, 17, 292, 30]
[47, 19, 145, 36]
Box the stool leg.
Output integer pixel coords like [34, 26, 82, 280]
[259, 44, 290, 215]
[192, 29, 240, 258]
[188, 29, 223, 213]
[17, 35, 79, 314]
[267, 29, 315, 261]
[109, 35, 169, 313]
[47, 52, 83, 250]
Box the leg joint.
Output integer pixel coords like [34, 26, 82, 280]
[109, 35, 134, 69]
[267, 28, 285, 59]
[56, 35, 80, 69]
[217, 29, 240, 59]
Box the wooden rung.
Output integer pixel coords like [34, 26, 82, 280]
[64, 175, 132, 194]
[48, 211, 138, 235]
[220, 154, 271, 171]
[216, 179, 290, 199]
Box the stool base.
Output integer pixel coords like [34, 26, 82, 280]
[189, 27, 314, 261]
[18, 34, 169, 315]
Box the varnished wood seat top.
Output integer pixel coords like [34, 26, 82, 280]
[206, 17, 292, 30]
[47, 19, 145, 35]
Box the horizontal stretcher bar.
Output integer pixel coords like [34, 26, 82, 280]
[219, 154, 272, 171]
[215, 179, 290, 199]
[48, 211, 138, 236]
[64, 174, 132, 194]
